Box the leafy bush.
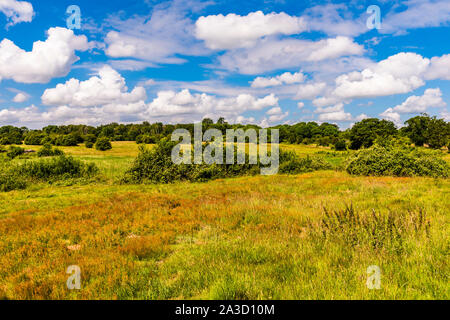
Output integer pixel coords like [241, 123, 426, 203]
[136, 134, 157, 144]
[24, 131, 47, 145]
[6, 146, 25, 159]
[0, 156, 99, 192]
[333, 140, 347, 151]
[37, 144, 64, 157]
[55, 134, 78, 146]
[17, 155, 99, 181]
[123, 139, 334, 184]
[278, 151, 333, 174]
[0, 161, 27, 192]
[95, 137, 112, 151]
[84, 134, 97, 144]
[346, 145, 449, 178]
[85, 141, 94, 149]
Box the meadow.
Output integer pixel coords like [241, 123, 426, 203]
[0, 142, 448, 299]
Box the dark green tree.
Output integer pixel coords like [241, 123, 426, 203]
[349, 118, 397, 150]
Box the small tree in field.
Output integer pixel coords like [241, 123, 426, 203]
[95, 137, 112, 151]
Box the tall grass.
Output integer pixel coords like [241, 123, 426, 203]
[0, 171, 448, 300]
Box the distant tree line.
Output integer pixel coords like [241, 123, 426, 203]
[0, 114, 448, 150]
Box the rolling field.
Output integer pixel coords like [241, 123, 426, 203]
[0, 142, 449, 299]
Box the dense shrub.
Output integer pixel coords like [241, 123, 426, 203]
[55, 134, 78, 146]
[6, 146, 25, 159]
[17, 155, 99, 181]
[123, 139, 334, 184]
[122, 141, 259, 184]
[95, 137, 112, 151]
[0, 159, 27, 192]
[0, 126, 25, 145]
[37, 144, 64, 157]
[0, 156, 99, 192]
[278, 151, 333, 174]
[85, 141, 94, 149]
[0, 169, 27, 192]
[24, 131, 47, 145]
[136, 134, 157, 144]
[333, 140, 347, 151]
[346, 145, 449, 178]
[84, 134, 97, 144]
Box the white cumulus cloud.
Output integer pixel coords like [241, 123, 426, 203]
[0, 0, 34, 27]
[195, 11, 306, 50]
[251, 71, 304, 88]
[219, 36, 364, 74]
[41, 66, 147, 107]
[333, 52, 430, 99]
[0, 27, 90, 83]
[392, 88, 446, 114]
[12, 92, 28, 103]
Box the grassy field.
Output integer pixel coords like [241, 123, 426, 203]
[0, 142, 448, 299]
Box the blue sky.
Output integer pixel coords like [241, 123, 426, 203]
[0, 0, 449, 129]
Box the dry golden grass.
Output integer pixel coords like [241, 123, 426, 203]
[0, 170, 448, 300]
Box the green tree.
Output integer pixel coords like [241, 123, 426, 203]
[349, 118, 397, 150]
[404, 114, 450, 149]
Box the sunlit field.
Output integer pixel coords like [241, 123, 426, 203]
[0, 142, 448, 300]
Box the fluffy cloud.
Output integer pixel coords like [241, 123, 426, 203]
[0, 27, 90, 83]
[0, 104, 126, 127]
[0, 0, 34, 27]
[12, 92, 28, 103]
[441, 110, 450, 121]
[2, 86, 279, 127]
[251, 71, 304, 88]
[302, 4, 365, 37]
[318, 109, 353, 122]
[265, 106, 289, 122]
[104, 0, 207, 69]
[195, 11, 306, 50]
[296, 82, 327, 99]
[425, 54, 450, 80]
[312, 52, 450, 109]
[392, 88, 446, 113]
[219, 36, 364, 74]
[379, 88, 447, 125]
[143, 90, 278, 122]
[42, 66, 146, 107]
[333, 53, 430, 99]
[382, 0, 450, 34]
[379, 108, 401, 124]
[314, 102, 366, 123]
